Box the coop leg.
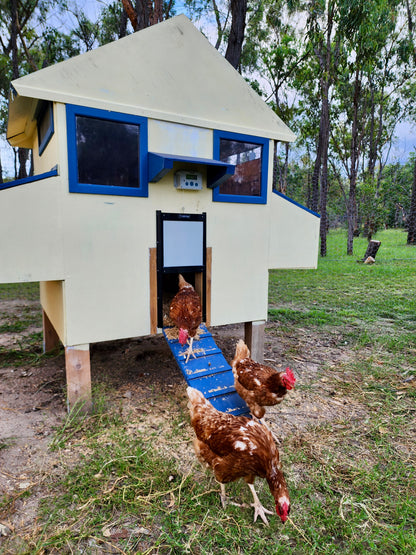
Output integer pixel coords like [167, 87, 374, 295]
[245, 320, 265, 363]
[42, 309, 60, 353]
[65, 344, 92, 413]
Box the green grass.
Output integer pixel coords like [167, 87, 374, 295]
[1, 228, 415, 554]
[0, 282, 40, 301]
[269, 229, 416, 352]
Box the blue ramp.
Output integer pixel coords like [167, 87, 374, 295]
[163, 324, 250, 416]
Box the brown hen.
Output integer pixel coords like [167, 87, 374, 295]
[232, 340, 296, 424]
[187, 386, 291, 525]
[169, 274, 202, 362]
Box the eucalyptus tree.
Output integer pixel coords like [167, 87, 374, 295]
[120, 0, 175, 30]
[237, 1, 312, 193]
[301, 0, 341, 256]
[334, 0, 402, 254]
[184, 0, 249, 69]
[403, 0, 416, 244]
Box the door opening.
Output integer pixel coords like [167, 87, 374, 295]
[156, 211, 207, 328]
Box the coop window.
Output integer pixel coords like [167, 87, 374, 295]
[212, 130, 269, 204]
[37, 102, 54, 156]
[66, 104, 148, 197]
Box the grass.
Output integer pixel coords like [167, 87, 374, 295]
[0, 228, 415, 553]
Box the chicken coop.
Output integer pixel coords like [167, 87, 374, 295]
[1, 15, 320, 411]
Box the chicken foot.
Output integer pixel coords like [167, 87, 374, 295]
[183, 337, 196, 363]
[247, 483, 273, 526]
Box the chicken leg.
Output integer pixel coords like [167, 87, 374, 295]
[219, 483, 249, 509]
[219, 483, 272, 526]
[247, 483, 273, 526]
[183, 337, 196, 363]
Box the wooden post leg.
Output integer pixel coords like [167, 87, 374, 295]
[65, 344, 92, 413]
[42, 309, 60, 353]
[245, 321, 265, 363]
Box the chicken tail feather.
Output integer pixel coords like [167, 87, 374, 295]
[178, 274, 189, 289]
[234, 339, 250, 361]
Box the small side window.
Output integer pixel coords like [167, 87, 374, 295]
[38, 102, 54, 156]
[66, 104, 148, 197]
[213, 130, 269, 204]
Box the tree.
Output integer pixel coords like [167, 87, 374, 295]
[407, 153, 416, 243]
[404, 0, 416, 244]
[335, 0, 401, 254]
[120, 0, 174, 30]
[224, 0, 247, 69]
[305, 0, 340, 256]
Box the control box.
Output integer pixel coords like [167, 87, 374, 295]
[174, 170, 203, 190]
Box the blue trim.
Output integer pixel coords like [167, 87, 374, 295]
[38, 102, 54, 156]
[66, 104, 148, 197]
[148, 152, 235, 188]
[0, 168, 58, 191]
[212, 130, 269, 204]
[273, 190, 321, 218]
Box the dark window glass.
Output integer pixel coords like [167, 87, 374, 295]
[76, 116, 140, 188]
[219, 139, 262, 196]
[38, 102, 54, 155]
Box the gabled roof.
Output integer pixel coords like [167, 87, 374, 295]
[8, 14, 295, 144]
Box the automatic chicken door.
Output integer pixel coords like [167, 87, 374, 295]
[156, 211, 207, 328]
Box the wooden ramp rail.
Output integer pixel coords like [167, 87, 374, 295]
[163, 323, 250, 416]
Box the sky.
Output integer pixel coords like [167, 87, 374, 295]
[2, 1, 416, 179]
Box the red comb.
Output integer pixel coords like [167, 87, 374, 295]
[283, 368, 296, 386]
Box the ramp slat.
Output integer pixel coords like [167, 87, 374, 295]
[163, 326, 250, 417]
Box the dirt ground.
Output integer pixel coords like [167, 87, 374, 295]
[0, 298, 363, 546]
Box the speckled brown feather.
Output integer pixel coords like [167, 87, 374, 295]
[187, 387, 289, 502]
[169, 276, 202, 337]
[232, 340, 290, 419]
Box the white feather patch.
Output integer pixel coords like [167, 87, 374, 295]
[234, 440, 247, 451]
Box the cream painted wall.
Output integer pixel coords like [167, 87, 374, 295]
[0, 105, 318, 346]
[268, 193, 320, 269]
[59, 119, 219, 345]
[40, 280, 65, 342]
[0, 176, 64, 283]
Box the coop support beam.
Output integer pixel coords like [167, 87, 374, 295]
[149, 247, 157, 334]
[42, 309, 60, 352]
[245, 320, 265, 363]
[65, 344, 92, 413]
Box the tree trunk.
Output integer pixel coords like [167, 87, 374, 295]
[310, 136, 322, 213]
[361, 239, 381, 261]
[17, 148, 29, 180]
[347, 70, 361, 255]
[407, 155, 416, 244]
[119, 8, 128, 37]
[224, 0, 247, 70]
[319, 88, 330, 256]
[10, 0, 19, 80]
[318, 3, 335, 257]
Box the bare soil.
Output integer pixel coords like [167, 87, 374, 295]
[0, 298, 363, 548]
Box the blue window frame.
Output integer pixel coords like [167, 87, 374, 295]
[212, 130, 269, 204]
[38, 102, 54, 156]
[66, 104, 148, 197]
